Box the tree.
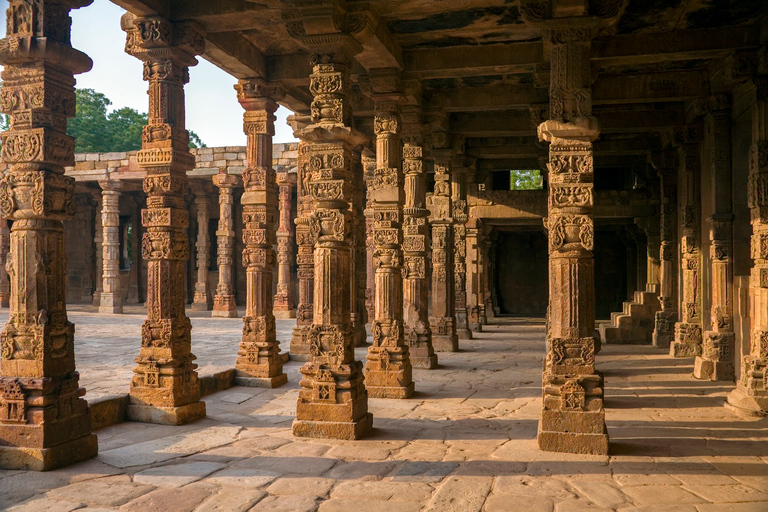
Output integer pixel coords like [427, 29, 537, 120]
[510, 169, 543, 190]
[67, 88, 205, 153]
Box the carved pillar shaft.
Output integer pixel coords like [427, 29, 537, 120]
[191, 192, 211, 310]
[212, 170, 238, 317]
[452, 169, 472, 340]
[233, 81, 286, 387]
[0, 0, 98, 470]
[466, 223, 482, 331]
[483, 236, 494, 320]
[402, 114, 436, 369]
[364, 95, 414, 398]
[124, 14, 206, 424]
[537, 17, 607, 456]
[362, 150, 376, 325]
[126, 197, 141, 303]
[291, 138, 314, 359]
[99, 179, 123, 314]
[0, 219, 9, 308]
[274, 173, 296, 318]
[727, 78, 768, 416]
[653, 155, 678, 348]
[671, 142, 703, 357]
[696, 101, 735, 381]
[351, 149, 368, 347]
[92, 193, 103, 306]
[292, 43, 371, 439]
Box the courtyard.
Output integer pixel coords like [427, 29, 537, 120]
[1, 309, 766, 512]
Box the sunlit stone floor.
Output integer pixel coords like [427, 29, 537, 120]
[1, 307, 767, 512]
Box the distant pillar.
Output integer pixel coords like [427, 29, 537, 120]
[274, 172, 296, 318]
[191, 190, 212, 310]
[653, 151, 678, 349]
[92, 192, 103, 307]
[290, 134, 314, 360]
[452, 167, 472, 340]
[212, 169, 239, 318]
[0, 219, 10, 308]
[99, 178, 123, 314]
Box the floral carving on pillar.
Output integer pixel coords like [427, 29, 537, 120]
[190, 188, 212, 311]
[452, 165, 472, 340]
[123, 13, 206, 425]
[234, 78, 287, 387]
[274, 171, 297, 318]
[362, 149, 377, 325]
[212, 169, 239, 318]
[98, 177, 123, 314]
[0, 0, 98, 470]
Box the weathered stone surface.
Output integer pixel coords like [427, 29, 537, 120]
[206, 467, 280, 488]
[251, 495, 319, 512]
[619, 485, 706, 505]
[266, 476, 335, 497]
[484, 494, 554, 512]
[46, 475, 154, 508]
[133, 461, 226, 487]
[195, 488, 266, 512]
[319, 500, 422, 512]
[569, 480, 630, 508]
[119, 483, 216, 512]
[423, 475, 492, 512]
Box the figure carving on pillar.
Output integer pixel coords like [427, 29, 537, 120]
[98, 176, 124, 314]
[123, 13, 206, 425]
[362, 149, 377, 326]
[537, 16, 608, 456]
[212, 169, 239, 318]
[363, 84, 414, 398]
[653, 152, 678, 349]
[0, 219, 9, 308]
[274, 172, 297, 318]
[452, 163, 472, 340]
[233, 78, 287, 387]
[0, 0, 98, 470]
[190, 187, 212, 310]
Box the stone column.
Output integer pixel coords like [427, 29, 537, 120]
[452, 168, 472, 340]
[727, 76, 768, 417]
[191, 190, 212, 310]
[0, 0, 97, 470]
[671, 141, 703, 357]
[212, 169, 239, 318]
[653, 153, 678, 349]
[99, 178, 123, 314]
[482, 233, 495, 321]
[429, 152, 459, 352]
[291, 39, 372, 439]
[364, 87, 414, 399]
[537, 17, 607, 455]
[402, 109, 437, 369]
[92, 192, 103, 307]
[233, 79, 287, 387]
[291, 135, 314, 360]
[0, 218, 11, 308]
[123, 14, 206, 424]
[126, 198, 141, 303]
[696, 97, 735, 381]
[639, 216, 661, 293]
[274, 172, 296, 318]
[362, 149, 376, 326]
[466, 220, 482, 332]
[351, 150, 369, 347]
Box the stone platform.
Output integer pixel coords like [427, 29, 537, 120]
[1, 309, 766, 511]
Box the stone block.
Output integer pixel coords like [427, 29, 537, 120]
[89, 394, 128, 430]
[0, 434, 98, 471]
[224, 152, 239, 160]
[126, 401, 206, 425]
[75, 161, 95, 170]
[102, 152, 127, 161]
[85, 153, 99, 161]
[199, 153, 214, 162]
[213, 160, 227, 168]
[199, 369, 236, 397]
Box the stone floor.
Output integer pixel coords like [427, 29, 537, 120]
[1, 306, 767, 512]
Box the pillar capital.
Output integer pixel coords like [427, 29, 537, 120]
[213, 169, 240, 189]
[98, 178, 123, 192]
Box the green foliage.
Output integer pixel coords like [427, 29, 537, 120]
[510, 169, 543, 190]
[67, 88, 205, 152]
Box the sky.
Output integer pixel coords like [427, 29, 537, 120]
[0, 0, 298, 146]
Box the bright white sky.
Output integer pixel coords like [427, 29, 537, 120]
[0, 0, 298, 146]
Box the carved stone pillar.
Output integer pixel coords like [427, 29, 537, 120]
[232, 79, 287, 387]
[362, 149, 376, 326]
[482, 233, 494, 321]
[291, 40, 372, 439]
[351, 149, 368, 347]
[212, 170, 239, 317]
[452, 168, 472, 340]
[99, 178, 123, 314]
[191, 190, 212, 310]
[92, 192, 103, 307]
[291, 135, 314, 360]
[364, 89, 414, 399]
[466, 220, 482, 332]
[123, 14, 206, 424]
[274, 172, 296, 318]
[402, 109, 436, 369]
[696, 99, 735, 381]
[0, 0, 98, 470]
[671, 141, 703, 358]
[537, 17, 607, 455]
[0, 219, 9, 308]
[727, 77, 768, 417]
[638, 216, 660, 293]
[126, 197, 141, 303]
[653, 154, 678, 349]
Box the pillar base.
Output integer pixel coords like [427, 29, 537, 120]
[1, 300, 9, 308]
[693, 357, 734, 381]
[432, 334, 459, 352]
[273, 308, 296, 319]
[671, 322, 702, 357]
[456, 328, 473, 340]
[725, 388, 768, 419]
[292, 413, 373, 440]
[366, 383, 414, 399]
[126, 401, 206, 425]
[669, 341, 701, 358]
[469, 322, 482, 333]
[693, 331, 735, 381]
[235, 372, 288, 388]
[652, 329, 674, 349]
[190, 302, 213, 311]
[537, 425, 609, 456]
[99, 305, 123, 314]
[411, 353, 438, 369]
[0, 433, 98, 471]
[212, 308, 238, 318]
[213, 295, 238, 317]
[290, 326, 311, 361]
[99, 293, 122, 314]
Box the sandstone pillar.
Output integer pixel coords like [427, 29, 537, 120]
[212, 169, 239, 318]
[0, 0, 98, 470]
[726, 77, 768, 417]
[92, 192, 103, 307]
[362, 149, 376, 326]
[291, 39, 371, 439]
[653, 153, 678, 348]
[466, 221, 483, 332]
[537, 17, 607, 455]
[123, 14, 206, 424]
[452, 168, 472, 340]
[232, 79, 287, 387]
[671, 142, 703, 357]
[274, 172, 296, 318]
[402, 109, 437, 369]
[351, 149, 369, 347]
[363, 88, 414, 398]
[191, 190, 212, 310]
[429, 154, 459, 352]
[696, 97, 735, 381]
[126, 198, 141, 303]
[482, 234, 495, 321]
[98, 178, 123, 314]
[0, 219, 10, 308]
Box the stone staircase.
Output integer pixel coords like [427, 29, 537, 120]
[599, 286, 661, 344]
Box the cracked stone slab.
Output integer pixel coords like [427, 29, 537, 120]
[133, 461, 227, 487]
